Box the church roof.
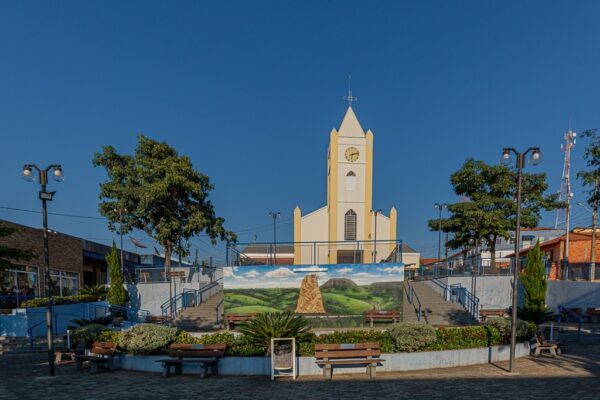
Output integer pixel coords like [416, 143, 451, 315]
[338, 106, 365, 137]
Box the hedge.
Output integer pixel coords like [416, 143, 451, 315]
[71, 318, 536, 357]
[23, 294, 98, 308]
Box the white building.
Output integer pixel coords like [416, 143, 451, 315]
[293, 106, 397, 265]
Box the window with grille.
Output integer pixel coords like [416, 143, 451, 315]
[345, 209, 357, 241]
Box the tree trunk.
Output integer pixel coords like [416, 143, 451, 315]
[490, 237, 496, 270]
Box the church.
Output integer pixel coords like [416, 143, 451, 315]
[293, 105, 397, 265]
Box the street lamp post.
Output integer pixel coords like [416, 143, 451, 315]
[434, 203, 447, 277]
[268, 212, 281, 264]
[501, 147, 541, 373]
[371, 209, 382, 263]
[577, 201, 597, 280]
[22, 164, 64, 377]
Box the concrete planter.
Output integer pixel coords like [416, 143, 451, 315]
[118, 342, 530, 376]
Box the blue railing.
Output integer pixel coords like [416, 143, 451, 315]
[161, 281, 222, 321]
[557, 305, 582, 342]
[429, 278, 480, 321]
[404, 281, 425, 322]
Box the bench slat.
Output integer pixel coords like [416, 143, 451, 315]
[317, 359, 384, 365]
[315, 342, 380, 351]
[169, 350, 225, 358]
[315, 350, 381, 359]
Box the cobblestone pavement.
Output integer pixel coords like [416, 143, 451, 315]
[2, 340, 600, 400]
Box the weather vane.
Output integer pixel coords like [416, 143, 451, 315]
[343, 75, 357, 107]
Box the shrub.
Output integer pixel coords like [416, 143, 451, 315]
[71, 324, 111, 348]
[388, 323, 437, 352]
[80, 284, 108, 300]
[517, 307, 555, 325]
[300, 330, 393, 356]
[429, 326, 489, 350]
[174, 331, 266, 356]
[237, 312, 311, 353]
[97, 329, 122, 344]
[118, 324, 177, 354]
[106, 242, 129, 306]
[482, 317, 530, 342]
[24, 294, 98, 308]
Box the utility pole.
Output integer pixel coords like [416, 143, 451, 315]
[592, 179, 598, 281]
[555, 129, 576, 279]
[268, 212, 281, 265]
[434, 203, 447, 278]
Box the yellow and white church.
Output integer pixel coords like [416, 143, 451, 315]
[293, 106, 398, 265]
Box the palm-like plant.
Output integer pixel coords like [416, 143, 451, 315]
[80, 284, 109, 300]
[237, 312, 311, 354]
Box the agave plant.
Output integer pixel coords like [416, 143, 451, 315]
[237, 312, 311, 354]
[517, 306, 555, 324]
[80, 284, 109, 300]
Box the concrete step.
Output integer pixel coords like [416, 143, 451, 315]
[403, 282, 477, 326]
[175, 291, 224, 332]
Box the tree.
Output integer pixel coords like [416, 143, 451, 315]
[428, 159, 562, 267]
[0, 222, 33, 270]
[93, 135, 236, 274]
[577, 129, 600, 280]
[519, 240, 546, 310]
[106, 242, 128, 306]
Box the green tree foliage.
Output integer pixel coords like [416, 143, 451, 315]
[519, 240, 547, 311]
[0, 223, 33, 270]
[92, 135, 236, 273]
[428, 159, 562, 267]
[578, 129, 600, 198]
[106, 242, 128, 306]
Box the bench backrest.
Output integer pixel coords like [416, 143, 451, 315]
[226, 313, 257, 322]
[479, 309, 506, 316]
[91, 342, 117, 356]
[168, 343, 226, 358]
[365, 311, 400, 317]
[315, 342, 380, 360]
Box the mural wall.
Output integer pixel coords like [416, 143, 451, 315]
[223, 263, 404, 317]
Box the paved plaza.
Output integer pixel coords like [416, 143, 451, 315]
[1, 339, 600, 400]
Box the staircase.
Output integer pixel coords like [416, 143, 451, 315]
[174, 291, 224, 332]
[404, 281, 477, 326]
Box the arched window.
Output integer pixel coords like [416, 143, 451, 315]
[345, 209, 357, 241]
[346, 171, 356, 191]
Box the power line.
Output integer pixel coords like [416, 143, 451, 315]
[0, 206, 105, 220]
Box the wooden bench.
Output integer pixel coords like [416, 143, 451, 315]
[315, 342, 384, 379]
[225, 313, 257, 330]
[75, 342, 117, 374]
[532, 330, 561, 357]
[157, 344, 226, 378]
[167, 271, 186, 280]
[587, 308, 600, 323]
[479, 309, 507, 320]
[147, 315, 171, 325]
[364, 310, 400, 327]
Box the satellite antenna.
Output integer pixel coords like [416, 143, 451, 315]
[129, 237, 147, 249]
[153, 246, 162, 257]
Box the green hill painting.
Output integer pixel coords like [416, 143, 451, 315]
[224, 278, 403, 315]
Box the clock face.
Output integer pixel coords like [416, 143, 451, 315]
[345, 147, 359, 162]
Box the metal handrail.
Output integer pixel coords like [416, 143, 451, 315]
[557, 305, 582, 342]
[431, 278, 480, 320]
[404, 281, 424, 322]
[161, 280, 222, 320]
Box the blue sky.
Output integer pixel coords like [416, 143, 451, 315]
[1, 1, 600, 261]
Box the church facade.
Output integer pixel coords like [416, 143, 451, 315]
[293, 106, 397, 265]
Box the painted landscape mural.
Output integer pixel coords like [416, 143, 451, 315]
[223, 264, 405, 323]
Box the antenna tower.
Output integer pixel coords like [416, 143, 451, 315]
[555, 129, 577, 228]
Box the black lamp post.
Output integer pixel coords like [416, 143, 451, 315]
[268, 212, 281, 264]
[501, 147, 541, 373]
[114, 207, 127, 273]
[434, 203, 447, 278]
[22, 163, 64, 377]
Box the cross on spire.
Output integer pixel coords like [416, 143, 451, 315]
[343, 75, 357, 107]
